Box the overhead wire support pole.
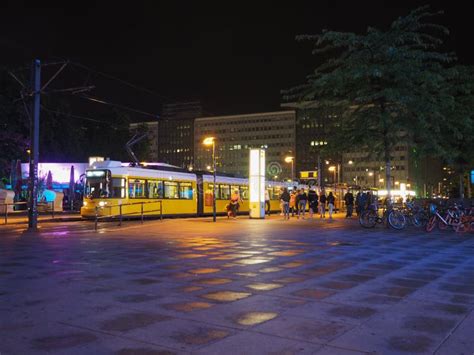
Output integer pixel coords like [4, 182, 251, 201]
[28, 59, 41, 231]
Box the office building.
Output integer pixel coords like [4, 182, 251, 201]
[194, 111, 296, 179]
[157, 101, 202, 168]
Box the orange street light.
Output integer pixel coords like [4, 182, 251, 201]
[203, 137, 217, 222]
[284, 156, 294, 181]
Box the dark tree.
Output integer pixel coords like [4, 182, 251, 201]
[284, 7, 468, 195]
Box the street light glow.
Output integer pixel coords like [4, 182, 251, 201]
[203, 137, 215, 146]
[328, 166, 336, 172]
[348, 160, 353, 165]
[284, 156, 293, 163]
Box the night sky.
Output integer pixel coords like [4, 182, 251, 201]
[2, 1, 473, 120]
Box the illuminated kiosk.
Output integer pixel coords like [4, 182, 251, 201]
[249, 149, 265, 219]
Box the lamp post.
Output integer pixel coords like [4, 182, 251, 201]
[203, 137, 216, 222]
[284, 156, 294, 182]
[328, 166, 336, 188]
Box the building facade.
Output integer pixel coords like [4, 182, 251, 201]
[342, 147, 411, 189]
[157, 101, 202, 168]
[194, 111, 296, 179]
[281, 102, 340, 184]
[281, 102, 445, 194]
[129, 121, 159, 161]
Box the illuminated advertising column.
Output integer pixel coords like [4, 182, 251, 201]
[249, 149, 265, 219]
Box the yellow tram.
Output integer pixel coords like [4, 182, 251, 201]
[80, 160, 289, 218]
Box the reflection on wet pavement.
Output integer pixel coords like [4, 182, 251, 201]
[195, 278, 232, 285]
[236, 312, 278, 326]
[166, 301, 213, 312]
[2, 216, 474, 354]
[200, 291, 251, 302]
[245, 283, 283, 291]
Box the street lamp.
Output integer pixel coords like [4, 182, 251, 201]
[284, 156, 294, 181]
[203, 137, 217, 222]
[328, 165, 336, 188]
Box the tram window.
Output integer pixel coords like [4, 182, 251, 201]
[179, 182, 193, 199]
[86, 170, 111, 198]
[239, 186, 249, 200]
[219, 185, 231, 200]
[148, 180, 163, 199]
[128, 179, 146, 199]
[112, 178, 125, 198]
[164, 181, 179, 199]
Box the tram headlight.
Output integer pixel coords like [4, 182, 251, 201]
[83, 201, 87, 207]
[99, 201, 106, 207]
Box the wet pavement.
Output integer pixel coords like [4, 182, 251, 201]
[1, 215, 474, 354]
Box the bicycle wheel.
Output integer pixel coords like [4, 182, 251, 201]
[426, 216, 437, 232]
[388, 210, 406, 230]
[454, 220, 469, 233]
[413, 211, 428, 228]
[438, 218, 449, 230]
[360, 210, 377, 228]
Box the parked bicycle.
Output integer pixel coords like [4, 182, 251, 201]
[426, 203, 464, 232]
[454, 207, 474, 233]
[359, 202, 406, 230]
[403, 201, 429, 228]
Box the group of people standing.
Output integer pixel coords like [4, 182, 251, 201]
[279, 187, 336, 220]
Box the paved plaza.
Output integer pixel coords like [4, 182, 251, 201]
[1, 215, 474, 354]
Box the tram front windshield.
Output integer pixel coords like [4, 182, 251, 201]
[85, 170, 111, 198]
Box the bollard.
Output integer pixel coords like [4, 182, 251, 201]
[51, 201, 55, 219]
[119, 204, 122, 226]
[141, 202, 144, 224]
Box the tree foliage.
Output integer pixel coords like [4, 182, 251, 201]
[284, 6, 473, 192]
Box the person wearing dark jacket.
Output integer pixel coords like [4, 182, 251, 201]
[319, 190, 327, 218]
[280, 188, 291, 220]
[344, 191, 354, 218]
[327, 191, 336, 219]
[308, 189, 318, 218]
[297, 188, 308, 219]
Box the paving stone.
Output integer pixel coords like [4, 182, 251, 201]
[31, 332, 98, 351]
[101, 312, 171, 332]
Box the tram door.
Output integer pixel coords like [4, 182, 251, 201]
[196, 174, 204, 216]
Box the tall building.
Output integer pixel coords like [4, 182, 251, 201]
[194, 111, 296, 179]
[129, 120, 159, 161]
[157, 101, 202, 168]
[342, 148, 411, 189]
[281, 102, 340, 184]
[281, 102, 444, 193]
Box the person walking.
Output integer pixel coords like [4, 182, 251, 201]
[294, 189, 300, 217]
[355, 191, 362, 216]
[328, 191, 336, 219]
[280, 187, 291, 220]
[298, 188, 307, 219]
[289, 190, 296, 217]
[308, 188, 318, 218]
[265, 189, 271, 216]
[228, 190, 242, 219]
[344, 191, 354, 218]
[319, 190, 327, 218]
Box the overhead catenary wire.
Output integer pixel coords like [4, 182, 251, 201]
[69, 61, 215, 117]
[77, 94, 159, 119]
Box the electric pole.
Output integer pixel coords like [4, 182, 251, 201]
[28, 59, 41, 231]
